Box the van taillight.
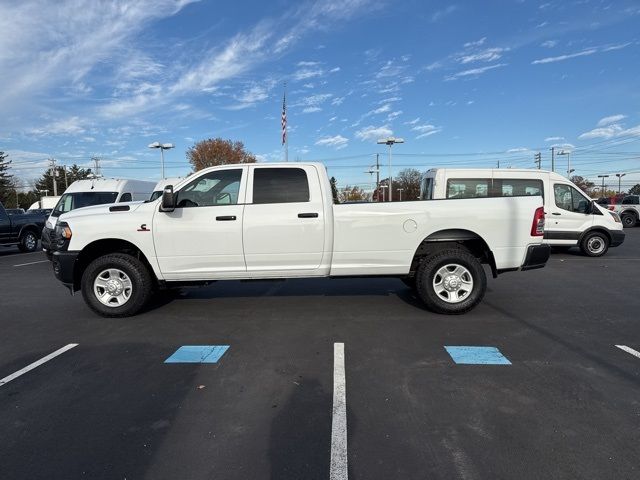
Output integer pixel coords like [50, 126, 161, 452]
[531, 207, 545, 237]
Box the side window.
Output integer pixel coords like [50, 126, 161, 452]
[119, 193, 132, 202]
[176, 169, 242, 208]
[446, 179, 489, 198]
[493, 179, 543, 197]
[623, 196, 639, 205]
[420, 177, 433, 200]
[253, 168, 310, 204]
[554, 184, 589, 213]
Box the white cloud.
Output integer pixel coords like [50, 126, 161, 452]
[597, 114, 626, 127]
[425, 61, 442, 71]
[302, 106, 322, 113]
[332, 96, 345, 106]
[445, 63, 507, 80]
[459, 47, 508, 64]
[507, 147, 529, 153]
[355, 124, 393, 141]
[29, 116, 86, 136]
[464, 37, 486, 48]
[545, 136, 564, 142]
[412, 123, 442, 139]
[315, 135, 349, 149]
[431, 5, 458, 22]
[294, 93, 333, 109]
[379, 96, 402, 104]
[376, 60, 406, 78]
[387, 110, 402, 121]
[297, 61, 319, 66]
[370, 104, 391, 115]
[329, 67, 341, 73]
[404, 117, 420, 125]
[293, 67, 324, 81]
[579, 124, 623, 139]
[541, 40, 558, 48]
[531, 43, 631, 66]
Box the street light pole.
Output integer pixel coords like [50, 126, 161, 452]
[598, 175, 609, 198]
[557, 150, 571, 178]
[615, 173, 626, 195]
[148, 142, 175, 179]
[377, 137, 404, 202]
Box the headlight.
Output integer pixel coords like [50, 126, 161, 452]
[608, 211, 621, 223]
[54, 221, 73, 250]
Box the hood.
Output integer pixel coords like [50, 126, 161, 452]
[58, 201, 146, 222]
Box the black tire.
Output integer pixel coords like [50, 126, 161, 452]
[18, 231, 38, 252]
[579, 231, 610, 257]
[415, 249, 487, 315]
[621, 213, 637, 228]
[81, 253, 153, 317]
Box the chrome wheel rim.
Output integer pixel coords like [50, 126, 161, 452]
[93, 268, 133, 307]
[25, 233, 36, 250]
[433, 263, 474, 304]
[587, 236, 605, 255]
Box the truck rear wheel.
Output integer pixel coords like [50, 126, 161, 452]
[415, 249, 487, 315]
[18, 231, 38, 252]
[81, 253, 153, 317]
[579, 231, 609, 257]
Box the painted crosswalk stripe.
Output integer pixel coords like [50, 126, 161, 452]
[330, 342, 348, 480]
[0, 344, 78, 387]
[164, 345, 229, 363]
[445, 346, 511, 365]
[615, 345, 640, 360]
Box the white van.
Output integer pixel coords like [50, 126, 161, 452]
[420, 168, 625, 256]
[42, 178, 154, 254]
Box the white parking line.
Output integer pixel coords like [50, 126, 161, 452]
[615, 345, 640, 360]
[0, 344, 78, 387]
[13, 260, 48, 267]
[330, 342, 348, 480]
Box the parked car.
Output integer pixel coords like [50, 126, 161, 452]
[46, 163, 549, 317]
[0, 202, 47, 252]
[421, 168, 624, 257]
[42, 177, 155, 256]
[5, 208, 26, 215]
[615, 195, 640, 227]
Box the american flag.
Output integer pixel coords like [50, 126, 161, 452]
[281, 90, 287, 146]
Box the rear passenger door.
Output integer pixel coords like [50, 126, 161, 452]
[243, 166, 325, 272]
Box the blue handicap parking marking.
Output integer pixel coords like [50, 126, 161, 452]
[445, 346, 511, 365]
[164, 345, 230, 364]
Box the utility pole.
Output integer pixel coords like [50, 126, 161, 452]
[615, 173, 626, 195]
[63, 165, 68, 190]
[49, 158, 58, 196]
[497, 159, 500, 169]
[534, 152, 542, 169]
[398, 188, 404, 202]
[375, 153, 380, 189]
[15, 188, 19, 209]
[550, 147, 555, 172]
[598, 175, 609, 198]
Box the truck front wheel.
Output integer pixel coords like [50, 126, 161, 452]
[81, 253, 153, 317]
[415, 249, 487, 315]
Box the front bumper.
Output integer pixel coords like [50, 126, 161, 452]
[610, 230, 625, 247]
[51, 250, 79, 289]
[521, 244, 551, 271]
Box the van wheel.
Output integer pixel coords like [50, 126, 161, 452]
[18, 231, 38, 252]
[580, 231, 609, 257]
[621, 213, 637, 228]
[81, 253, 153, 317]
[415, 249, 487, 314]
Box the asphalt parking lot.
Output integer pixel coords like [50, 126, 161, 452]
[1, 232, 639, 480]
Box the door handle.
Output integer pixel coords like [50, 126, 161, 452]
[298, 212, 319, 218]
[552, 212, 561, 216]
[216, 215, 237, 221]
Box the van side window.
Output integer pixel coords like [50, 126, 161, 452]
[420, 177, 433, 200]
[554, 184, 589, 213]
[493, 179, 543, 197]
[253, 168, 310, 204]
[119, 193, 132, 202]
[622, 196, 639, 205]
[176, 169, 242, 208]
[446, 179, 489, 198]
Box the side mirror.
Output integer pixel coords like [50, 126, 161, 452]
[585, 200, 595, 215]
[160, 185, 175, 212]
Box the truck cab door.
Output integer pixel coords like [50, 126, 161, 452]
[243, 165, 326, 272]
[152, 167, 247, 279]
[0, 207, 11, 242]
[546, 183, 593, 244]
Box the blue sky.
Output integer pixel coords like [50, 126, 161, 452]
[1, 0, 639, 191]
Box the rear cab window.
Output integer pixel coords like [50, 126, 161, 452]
[252, 168, 310, 204]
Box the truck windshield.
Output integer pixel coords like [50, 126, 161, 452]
[52, 192, 119, 217]
[149, 190, 163, 201]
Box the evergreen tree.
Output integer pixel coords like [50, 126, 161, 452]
[0, 151, 14, 206]
[35, 163, 93, 196]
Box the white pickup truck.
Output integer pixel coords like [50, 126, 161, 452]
[46, 163, 549, 317]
